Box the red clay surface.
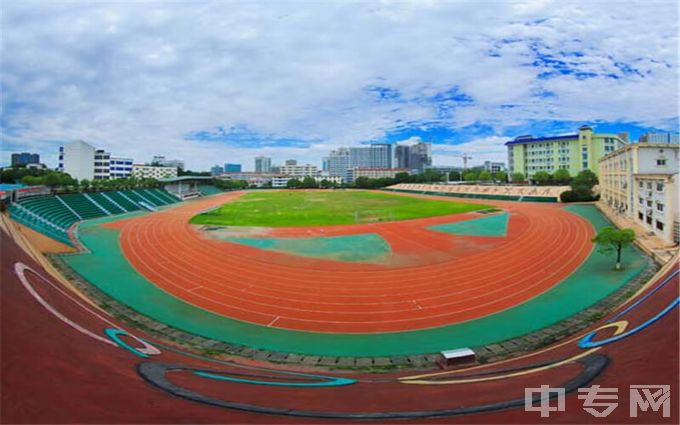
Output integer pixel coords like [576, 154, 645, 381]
[104, 191, 594, 333]
[2, 220, 677, 424]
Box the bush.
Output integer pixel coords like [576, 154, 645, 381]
[560, 189, 599, 202]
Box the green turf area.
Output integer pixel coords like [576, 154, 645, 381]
[429, 212, 510, 237]
[61, 204, 650, 357]
[223, 233, 390, 263]
[189, 191, 491, 227]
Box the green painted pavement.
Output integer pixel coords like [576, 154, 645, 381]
[429, 212, 509, 237]
[60, 205, 648, 357]
[222, 233, 390, 263]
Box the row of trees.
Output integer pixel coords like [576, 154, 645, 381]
[213, 179, 249, 190]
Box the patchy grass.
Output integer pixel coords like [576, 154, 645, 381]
[190, 190, 490, 227]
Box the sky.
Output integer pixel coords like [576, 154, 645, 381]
[1, 0, 679, 171]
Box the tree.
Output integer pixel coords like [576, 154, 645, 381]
[301, 176, 318, 188]
[286, 178, 302, 189]
[572, 169, 598, 190]
[449, 170, 461, 181]
[394, 172, 412, 183]
[80, 179, 91, 191]
[552, 169, 572, 185]
[493, 171, 508, 183]
[478, 171, 492, 181]
[511, 172, 526, 182]
[463, 170, 479, 181]
[532, 171, 552, 186]
[592, 227, 636, 270]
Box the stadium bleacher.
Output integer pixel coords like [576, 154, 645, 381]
[8, 188, 182, 246]
[198, 185, 223, 196]
[386, 183, 568, 203]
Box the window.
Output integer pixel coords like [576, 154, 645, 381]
[656, 183, 664, 191]
[656, 221, 664, 231]
[639, 181, 644, 188]
[638, 212, 644, 221]
[657, 159, 666, 166]
[646, 216, 652, 224]
[647, 200, 653, 207]
[657, 203, 664, 212]
[647, 182, 652, 189]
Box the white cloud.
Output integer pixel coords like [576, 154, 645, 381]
[1, 0, 677, 170]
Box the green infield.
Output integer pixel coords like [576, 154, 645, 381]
[189, 190, 491, 227]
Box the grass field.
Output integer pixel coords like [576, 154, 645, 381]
[189, 190, 491, 227]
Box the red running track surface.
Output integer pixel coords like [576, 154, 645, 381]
[104, 191, 594, 333]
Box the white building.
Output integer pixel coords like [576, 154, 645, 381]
[483, 161, 506, 173]
[152, 155, 185, 170]
[59, 140, 96, 181]
[271, 175, 343, 188]
[347, 168, 408, 183]
[599, 143, 679, 244]
[132, 164, 178, 180]
[279, 164, 318, 177]
[639, 132, 680, 144]
[109, 157, 133, 179]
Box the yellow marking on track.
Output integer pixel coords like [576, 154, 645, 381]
[400, 348, 600, 385]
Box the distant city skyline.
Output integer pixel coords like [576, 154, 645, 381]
[1, 1, 678, 171]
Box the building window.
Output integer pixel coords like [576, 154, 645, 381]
[646, 216, 652, 224]
[639, 181, 644, 188]
[656, 183, 664, 191]
[656, 159, 666, 166]
[657, 203, 664, 212]
[646, 200, 653, 207]
[638, 212, 644, 221]
[656, 221, 664, 231]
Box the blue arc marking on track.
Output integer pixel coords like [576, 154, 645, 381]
[608, 269, 679, 323]
[105, 328, 152, 358]
[578, 297, 680, 348]
[193, 371, 357, 387]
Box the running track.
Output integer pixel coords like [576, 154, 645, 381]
[105, 191, 594, 333]
[2, 218, 677, 423]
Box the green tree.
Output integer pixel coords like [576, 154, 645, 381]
[532, 171, 552, 186]
[592, 227, 636, 270]
[80, 179, 91, 191]
[394, 172, 412, 183]
[463, 170, 479, 181]
[286, 178, 302, 189]
[511, 172, 525, 182]
[552, 169, 572, 185]
[44, 173, 61, 187]
[493, 171, 508, 183]
[572, 169, 598, 191]
[478, 171, 492, 181]
[448, 170, 461, 181]
[301, 176, 318, 188]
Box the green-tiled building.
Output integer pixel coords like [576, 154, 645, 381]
[506, 125, 627, 180]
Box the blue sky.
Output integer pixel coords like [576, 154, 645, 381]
[1, 0, 678, 170]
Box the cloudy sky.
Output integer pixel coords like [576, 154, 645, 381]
[1, 0, 678, 171]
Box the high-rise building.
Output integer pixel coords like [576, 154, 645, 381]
[255, 156, 272, 173]
[639, 132, 680, 144]
[211, 165, 224, 176]
[408, 142, 432, 172]
[224, 163, 242, 173]
[11, 152, 40, 167]
[349, 143, 393, 169]
[505, 125, 627, 180]
[395, 145, 410, 169]
[327, 148, 350, 178]
[285, 159, 298, 166]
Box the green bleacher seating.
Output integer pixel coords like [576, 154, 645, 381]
[88, 192, 126, 214]
[105, 191, 139, 211]
[59, 194, 108, 219]
[198, 185, 223, 196]
[10, 188, 183, 244]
